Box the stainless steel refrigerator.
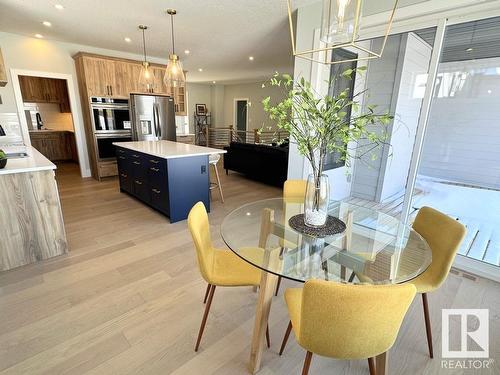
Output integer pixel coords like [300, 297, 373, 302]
[129, 93, 176, 141]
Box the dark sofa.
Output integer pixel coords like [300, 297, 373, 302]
[223, 142, 289, 187]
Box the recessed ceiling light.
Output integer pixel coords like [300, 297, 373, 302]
[466, 47, 473, 52]
[487, 89, 492, 94]
[34, 34, 44, 39]
[249, 56, 254, 61]
[54, 4, 64, 10]
[42, 21, 52, 27]
[212, 81, 216, 84]
[184, 50, 190, 55]
[198, 68, 203, 72]
[124, 37, 131, 43]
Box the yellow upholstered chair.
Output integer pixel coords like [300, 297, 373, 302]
[279, 280, 416, 375]
[405, 206, 466, 358]
[188, 202, 270, 351]
[275, 179, 308, 296]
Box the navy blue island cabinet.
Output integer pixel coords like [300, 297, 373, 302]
[114, 141, 222, 223]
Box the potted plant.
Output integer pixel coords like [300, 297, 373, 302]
[263, 70, 392, 227]
[0, 149, 7, 169]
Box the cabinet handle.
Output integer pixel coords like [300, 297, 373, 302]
[118, 156, 125, 160]
[110, 86, 113, 96]
[150, 167, 159, 172]
[152, 188, 161, 194]
[120, 173, 128, 178]
[133, 161, 140, 165]
[132, 154, 140, 158]
[150, 159, 160, 164]
[134, 180, 143, 185]
[118, 149, 125, 153]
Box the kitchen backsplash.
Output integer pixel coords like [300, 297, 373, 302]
[24, 103, 74, 132]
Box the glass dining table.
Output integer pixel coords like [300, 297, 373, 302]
[221, 198, 432, 374]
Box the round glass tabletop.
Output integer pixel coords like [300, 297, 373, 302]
[221, 198, 432, 284]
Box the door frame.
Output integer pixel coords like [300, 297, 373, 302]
[233, 98, 249, 132]
[10, 69, 89, 178]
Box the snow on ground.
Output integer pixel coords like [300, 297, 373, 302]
[413, 177, 500, 266]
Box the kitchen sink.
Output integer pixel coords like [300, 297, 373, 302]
[5, 152, 29, 159]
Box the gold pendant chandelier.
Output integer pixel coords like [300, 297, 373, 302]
[164, 9, 186, 88]
[287, 0, 399, 65]
[138, 25, 155, 93]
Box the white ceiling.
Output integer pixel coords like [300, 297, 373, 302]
[0, 0, 430, 84]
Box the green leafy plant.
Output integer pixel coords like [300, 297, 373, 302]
[262, 70, 392, 212]
[263, 71, 392, 177]
[0, 150, 6, 160]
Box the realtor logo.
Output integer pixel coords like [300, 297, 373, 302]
[442, 309, 489, 358]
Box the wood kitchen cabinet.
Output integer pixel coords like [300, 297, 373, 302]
[19, 76, 72, 113]
[29, 131, 76, 161]
[74, 52, 188, 180]
[81, 56, 117, 97]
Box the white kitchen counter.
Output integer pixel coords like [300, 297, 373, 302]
[113, 140, 226, 159]
[0, 146, 56, 175]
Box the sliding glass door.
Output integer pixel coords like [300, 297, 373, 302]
[321, 27, 439, 219]
[406, 17, 500, 270]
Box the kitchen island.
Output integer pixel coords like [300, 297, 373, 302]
[113, 140, 226, 223]
[0, 146, 68, 271]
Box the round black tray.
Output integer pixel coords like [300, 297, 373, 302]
[288, 214, 346, 237]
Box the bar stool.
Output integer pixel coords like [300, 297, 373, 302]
[209, 154, 224, 203]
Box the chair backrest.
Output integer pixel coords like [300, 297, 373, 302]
[412, 206, 466, 289]
[284, 179, 307, 201]
[187, 202, 215, 283]
[299, 280, 416, 359]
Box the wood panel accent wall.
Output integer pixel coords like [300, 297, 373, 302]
[0, 170, 68, 271]
[73, 52, 187, 180]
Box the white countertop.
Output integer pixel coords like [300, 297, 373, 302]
[0, 146, 56, 175]
[113, 140, 226, 160]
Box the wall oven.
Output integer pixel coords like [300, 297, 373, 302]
[91, 97, 131, 135]
[91, 98, 132, 161]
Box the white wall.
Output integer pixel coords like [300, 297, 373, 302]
[186, 82, 212, 133]
[419, 57, 500, 189]
[0, 31, 167, 177]
[222, 81, 288, 131]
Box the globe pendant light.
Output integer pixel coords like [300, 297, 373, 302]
[287, 0, 399, 65]
[164, 9, 186, 88]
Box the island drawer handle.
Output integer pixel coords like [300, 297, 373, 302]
[135, 180, 143, 185]
[118, 156, 126, 160]
[133, 161, 141, 165]
[150, 159, 160, 164]
[132, 154, 140, 158]
[120, 173, 128, 178]
[152, 189, 161, 194]
[118, 149, 125, 153]
[150, 167, 159, 172]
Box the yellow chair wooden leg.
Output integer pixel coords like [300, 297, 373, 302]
[302, 351, 313, 375]
[422, 293, 434, 358]
[279, 321, 292, 355]
[195, 285, 216, 351]
[203, 283, 211, 304]
[368, 357, 376, 375]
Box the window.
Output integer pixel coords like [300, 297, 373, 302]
[323, 48, 358, 170]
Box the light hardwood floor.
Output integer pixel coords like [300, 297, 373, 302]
[0, 162, 498, 374]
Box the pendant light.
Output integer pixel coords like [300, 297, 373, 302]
[287, 0, 399, 65]
[138, 25, 155, 92]
[164, 9, 186, 88]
